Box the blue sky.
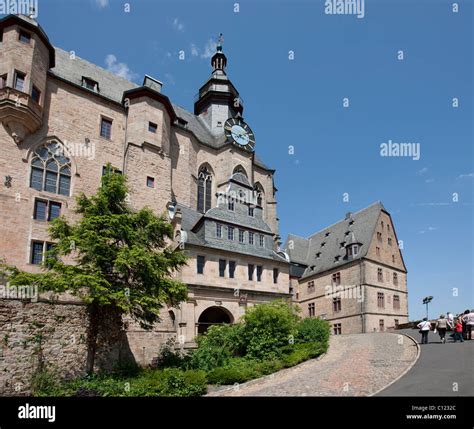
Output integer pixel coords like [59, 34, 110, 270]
[10, 0, 473, 320]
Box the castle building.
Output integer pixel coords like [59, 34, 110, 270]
[0, 15, 290, 360]
[0, 14, 409, 372]
[285, 202, 409, 335]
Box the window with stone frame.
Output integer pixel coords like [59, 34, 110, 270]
[229, 261, 236, 279]
[228, 226, 234, 241]
[393, 294, 400, 310]
[248, 231, 254, 245]
[377, 292, 385, 308]
[259, 234, 265, 247]
[332, 272, 341, 286]
[388, 237, 392, 246]
[248, 264, 254, 281]
[100, 117, 112, 139]
[377, 268, 383, 282]
[14, 70, 25, 92]
[273, 268, 279, 284]
[256, 265, 263, 282]
[308, 302, 315, 317]
[219, 259, 226, 277]
[332, 297, 342, 312]
[333, 323, 342, 335]
[30, 241, 55, 265]
[197, 166, 212, 213]
[216, 223, 222, 238]
[239, 229, 245, 243]
[30, 142, 72, 196]
[393, 272, 398, 286]
[19, 30, 31, 44]
[33, 199, 61, 221]
[377, 231, 382, 242]
[307, 280, 315, 293]
[32, 85, 41, 103]
[197, 255, 205, 274]
[376, 246, 380, 257]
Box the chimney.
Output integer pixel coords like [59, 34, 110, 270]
[345, 212, 352, 220]
[143, 75, 163, 93]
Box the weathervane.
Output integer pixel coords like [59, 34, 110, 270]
[217, 33, 224, 51]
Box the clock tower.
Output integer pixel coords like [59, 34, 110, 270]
[194, 34, 243, 135]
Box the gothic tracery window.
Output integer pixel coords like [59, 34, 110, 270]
[197, 166, 212, 213]
[30, 142, 71, 196]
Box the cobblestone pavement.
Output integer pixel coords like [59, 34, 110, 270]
[207, 333, 418, 396]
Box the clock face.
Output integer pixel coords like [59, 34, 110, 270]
[224, 118, 255, 151]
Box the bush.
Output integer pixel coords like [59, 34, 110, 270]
[296, 317, 330, 345]
[240, 300, 299, 360]
[151, 338, 190, 369]
[190, 323, 242, 371]
[206, 358, 262, 385]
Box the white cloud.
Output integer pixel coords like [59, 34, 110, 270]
[94, 0, 109, 8]
[457, 172, 474, 179]
[418, 167, 428, 175]
[172, 18, 185, 32]
[425, 178, 435, 183]
[201, 38, 217, 59]
[190, 43, 199, 57]
[105, 54, 138, 81]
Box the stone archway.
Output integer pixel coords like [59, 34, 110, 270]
[197, 306, 233, 334]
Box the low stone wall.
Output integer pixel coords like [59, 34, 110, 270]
[0, 297, 171, 396]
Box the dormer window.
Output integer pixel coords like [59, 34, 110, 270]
[347, 244, 359, 257]
[315, 252, 321, 259]
[334, 255, 341, 262]
[321, 242, 326, 247]
[82, 77, 99, 92]
[349, 219, 354, 226]
[345, 231, 350, 237]
[340, 242, 346, 248]
[19, 30, 31, 44]
[325, 232, 330, 237]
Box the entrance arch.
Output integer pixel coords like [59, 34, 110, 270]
[197, 306, 233, 334]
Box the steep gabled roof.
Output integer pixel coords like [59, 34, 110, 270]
[285, 202, 385, 278]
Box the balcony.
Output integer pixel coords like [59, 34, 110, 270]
[0, 87, 43, 143]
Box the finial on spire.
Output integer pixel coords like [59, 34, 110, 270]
[217, 33, 224, 52]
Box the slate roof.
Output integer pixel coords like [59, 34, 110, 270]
[47, 45, 272, 171]
[284, 202, 386, 278]
[204, 206, 272, 233]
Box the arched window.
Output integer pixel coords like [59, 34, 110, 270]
[30, 142, 71, 196]
[254, 183, 264, 208]
[197, 166, 212, 213]
[233, 165, 248, 177]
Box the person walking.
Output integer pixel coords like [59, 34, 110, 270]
[462, 309, 474, 340]
[417, 318, 431, 344]
[447, 311, 454, 329]
[435, 315, 448, 343]
[453, 318, 464, 343]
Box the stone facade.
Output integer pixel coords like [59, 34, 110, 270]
[0, 14, 290, 391]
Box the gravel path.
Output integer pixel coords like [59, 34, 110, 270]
[207, 333, 418, 396]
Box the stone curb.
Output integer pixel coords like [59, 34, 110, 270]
[369, 332, 421, 397]
[205, 352, 327, 397]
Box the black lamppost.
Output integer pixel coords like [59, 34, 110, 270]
[423, 296, 433, 320]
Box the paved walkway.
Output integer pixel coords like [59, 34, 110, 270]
[208, 332, 418, 396]
[378, 329, 474, 396]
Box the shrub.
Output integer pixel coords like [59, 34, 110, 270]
[240, 300, 299, 359]
[206, 358, 262, 385]
[296, 317, 330, 345]
[151, 338, 190, 369]
[190, 323, 242, 371]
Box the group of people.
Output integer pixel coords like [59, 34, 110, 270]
[417, 309, 474, 344]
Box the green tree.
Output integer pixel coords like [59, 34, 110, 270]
[2, 168, 188, 373]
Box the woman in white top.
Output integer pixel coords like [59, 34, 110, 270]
[417, 317, 431, 344]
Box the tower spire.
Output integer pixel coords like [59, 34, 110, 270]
[211, 33, 227, 73]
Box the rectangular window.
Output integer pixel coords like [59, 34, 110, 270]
[31, 241, 44, 265]
[32, 85, 41, 103]
[197, 255, 205, 274]
[219, 259, 226, 277]
[394, 319, 399, 328]
[388, 237, 392, 246]
[377, 268, 383, 282]
[256, 265, 263, 282]
[19, 30, 31, 44]
[58, 175, 71, 196]
[0, 74, 7, 89]
[393, 272, 398, 286]
[229, 261, 236, 279]
[273, 268, 279, 284]
[239, 229, 245, 244]
[333, 323, 342, 335]
[248, 264, 254, 281]
[376, 247, 380, 257]
[148, 122, 157, 133]
[36, 199, 51, 219]
[228, 199, 234, 211]
[332, 272, 341, 286]
[49, 201, 61, 220]
[83, 77, 98, 91]
[259, 234, 264, 247]
[248, 206, 254, 217]
[308, 303, 315, 317]
[228, 226, 234, 241]
[33, 199, 47, 221]
[377, 232, 382, 242]
[377, 292, 385, 308]
[216, 223, 222, 238]
[333, 297, 342, 312]
[379, 319, 385, 332]
[393, 295, 400, 310]
[146, 176, 155, 188]
[248, 232, 254, 245]
[100, 117, 112, 139]
[307, 280, 315, 293]
[14, 71, 25, 92]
